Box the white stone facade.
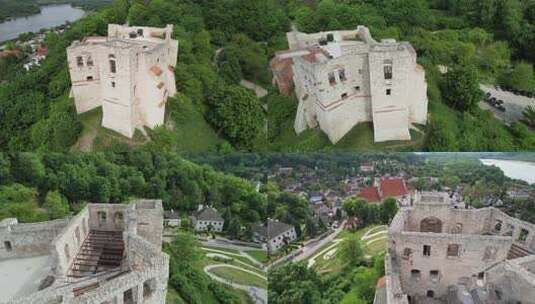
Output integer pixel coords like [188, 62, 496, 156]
[67, 24, 178, 138]
[379, 192, 535, 304]
[267, 227, 297, 253]
[271, 26, 428, 143]
[194, 219, 224, 232]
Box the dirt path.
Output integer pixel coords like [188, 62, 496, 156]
[204, 263, 267, 304]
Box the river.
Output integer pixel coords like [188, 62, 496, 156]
[0, 4, 85, 42]
[480, 159, 535, 184]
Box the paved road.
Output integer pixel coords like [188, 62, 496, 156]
[291, 220, 346, 263]
[204, 264, 267, 304]
[479, 84, 535, 126]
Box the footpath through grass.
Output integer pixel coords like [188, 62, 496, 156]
[245, 249, 269, 264]
[208, 266, 268, 289]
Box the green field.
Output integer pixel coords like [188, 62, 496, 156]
[208, 266, 268, 289]
[310, 225, 387, 274]
[270, 116, 424, 152]
[166, 98, 226, 151]
[245, 249, 269, 264]
[72, 97, 227, 152]
[72, 107, 148, 151]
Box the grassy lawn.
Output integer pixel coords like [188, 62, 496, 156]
[201, 249, 265, 275]
[365, 237, 387, 256]
[311, 225, 387, 274]
[167, 98, 226, 151]
[208, 266, 268, 289]
[202, 246, 241, 255]
[166, 286, 185, 304]
[245, 249, 268, 264]
[72, 106, 149, 151]
[270, 115, 424, 152]
[72, 97, 227, 152]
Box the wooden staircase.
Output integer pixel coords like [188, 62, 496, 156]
[68, 230, 125, 279]
[507, 243, 532, 260]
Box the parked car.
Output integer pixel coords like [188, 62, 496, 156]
[497, 105, 506, 112]
[485, 92, 491, 98]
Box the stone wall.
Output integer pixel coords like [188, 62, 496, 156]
[384, 252, 409, 304]
[5, 200, 169, 304]
[278, 25, 428, 144]
[392, 230, 511, 298]
[67, 24, 178, 138]
[488, 207, 535, 251]
[8, 234, 169, 304]
[383, 193, 535, 303]
[0, 218, 68, 260]
[133, 200, 164, 248]
[486, 256, 535, 303]
[88, 204, 128, 232]
[50, 207, 91, 276]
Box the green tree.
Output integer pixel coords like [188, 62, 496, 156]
[168, 231, 202, 266]
[442, 64, 483, 112]
[425, 117, 459, 151]
[206, 83, 264, 150]
[43, 190, 70, 219]
[268, 262, 322, 304]
[337, 234, 364, 267]
[509, 62, 535, 92]
[380, 198, 398, 224]
[10, 153, 45, 186]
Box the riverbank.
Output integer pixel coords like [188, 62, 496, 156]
[0, 4, 85, 42]
[480, 159, 535, 184]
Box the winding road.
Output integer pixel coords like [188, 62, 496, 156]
[203, 259, 267, 304]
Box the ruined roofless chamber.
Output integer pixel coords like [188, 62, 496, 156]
[379, 191, 535, 304]
[0, 200, 169, 304]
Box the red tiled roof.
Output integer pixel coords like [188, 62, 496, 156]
[270, 56, 294, 96]
[359, 186, 381, 202]
[37, 47, 48, 56]
[380, 178, 408, 198]
[0, 49, 21, 58]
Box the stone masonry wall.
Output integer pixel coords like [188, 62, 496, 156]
[51, 207, 90, 276]
[0, 218, 68, 260]
[392, 231, 511, 299]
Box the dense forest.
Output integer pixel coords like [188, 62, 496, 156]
[0, 152, 268, 226]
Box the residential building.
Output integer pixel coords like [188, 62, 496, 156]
[253, 219, 297, 253]
[190, 207, 224, 232]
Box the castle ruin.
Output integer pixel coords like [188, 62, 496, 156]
[67, 24, 178, 138]
[377, 192, 535, 304]
[271, 26, 428, 143]
[0, 200, 168, 304]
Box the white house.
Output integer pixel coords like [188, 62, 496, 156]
[190, 207, 224, 232]
[163, 210, 181, 227]
[253, 219, 297, 253]
[66, 24, 178, 138]
[271, 25, 428, 143]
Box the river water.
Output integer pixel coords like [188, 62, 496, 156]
[480, 159, 535, 184]
[0, 4, 85, 42]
